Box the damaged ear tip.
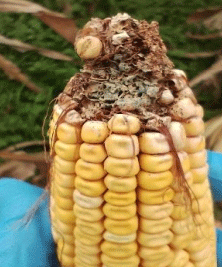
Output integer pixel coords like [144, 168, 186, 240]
[75, 36, 103, 60]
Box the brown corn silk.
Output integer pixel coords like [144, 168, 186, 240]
[49, 13, 217, 267]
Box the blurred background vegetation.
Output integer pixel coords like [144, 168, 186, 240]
[0, 0, 222, 185]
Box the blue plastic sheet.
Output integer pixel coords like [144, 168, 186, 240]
[0, 150, 222, 266]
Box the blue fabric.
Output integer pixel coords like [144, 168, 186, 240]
[0, 178, 59, 267]
[0, 150, 222, 266]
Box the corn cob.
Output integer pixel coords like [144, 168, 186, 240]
[48, 13, 217, 267]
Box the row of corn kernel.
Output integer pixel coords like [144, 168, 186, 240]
[168, 121, 194, 267]
[49, 105, 82, 267]
[73, 121, 108, 267]
[183, 111, 217, 267]
[101, 114, 141, 267]
[137, 123, 180, 267]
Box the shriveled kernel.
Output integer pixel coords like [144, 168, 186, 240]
[169, 121, 187, 151]
[74, 227, 102, 245]
[108, 114, 140, 134]
[140, 216, 173, 234]
[170, 98, 197, 119]
[101, 253, 140, 267]
[54, 141, 80, 161]
[170, 250, 189, 267]
[104, 174, 137, 192]
[57, 122, 82, 144]
[177, 86, 197, 104]
[101, 241, 137, 258]
[185, 135, 205, 154]
[138, 230, 173, 247]
[74, 204, 104, 222]
[171, 204, 190, 220]
[171, 216, 194, 235]
[80, 143, 107, 163]
[54, 155, 76, 174]
[138, 202, 174, 220]
[139, 153, 173, 173]
[76, 218, 104, 235]
[171, 171, 193, 192]
[81, 121, 109, 143]
[170, 231, 194, 249]
[104, 216, 138, 235]
[105, 134, 139, 158]
[104, 157, 140, 177]
[182, 117, 205, 136]
[139, 132, 170, 154]
[75, 159, 107, 180]
[75, 176, 106, 197]
[103, 231, 136, 243]
[138, 170, 173, 190]
[103, 203, 136, 220]
[73, 190, 103, 209]
[104, 190, 136, 206]
[188, 149, 207, 169]
[138, 187, 175, 205]
[138, 245, 171, 261]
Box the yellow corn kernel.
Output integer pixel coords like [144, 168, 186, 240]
[139, 153, 173, 173]
[171, 171, 193, 192]
[57, 239, 75, 256]
[137, 170, 173, 190]
[108, 114, 140, 134]
[105, 134, 139, 158]
[55, 206, 75, 224]
[79, 143, 107, 163]
[81, 121, 109, 143]
[74, 258, 99, 267]
[75, 217, 104, 235]
[170, 231, 194, 249]
[104, 190, 136, 206]
[194, 255, 214, 267]
[101, 241, 137, 258]
[182, 117, 205, 136]
[74, 227, 102, 245]
[75, 253, 100, 265]
[140, 216, 173, 234]
[54, 194, 73, 210]
[170, 250, 189, 267]
[73, 190, 103, 209]
[101, 253, 140, 267]
[58, 253, 74, 267]
[186, 236, 211, 253]
[171, 204, 190, 220]
[56, 220, 75, 235]
[191, 179, 209, 199]
[139, 132, 170, 154]
[57, 122, 82, 144]
[75, 176, 106, 197]
[75, 159, 106, 180]
[138, 187, 174, 205]
[104, 216, 138, 235]
[138, 245, 171, 261]
[54, 141, 80, 161]
[58, 233, 75, 245]
[54, 183, 74, 198]
[191, 164, 208, 183]
[104, 174, 137, 192]
[189, 149, 207, 169]
[54, 172, 75, 188]
[190, 243, 211, 262]
[193, 210, 214, 226]
[54, 155, 76, 174]
[103, 203, 136, 220]
[75, 240, 100, 254]
[141, 250, 174, 267]
[103, 231, 136, 243]
[104, 157, 140, 177]
[171, 216, 194, 235]
[73, 204, 104, 222]
[195, 104, 204, 118]
[169, 121, 187, 151]
[184, 262, 194, 267]
[185, 136, 205, 153]
[177, 151, 190, 173]
[192, 194, 209, 213]
[138, 230, 173, 247]
[138, 202, 174, 220]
